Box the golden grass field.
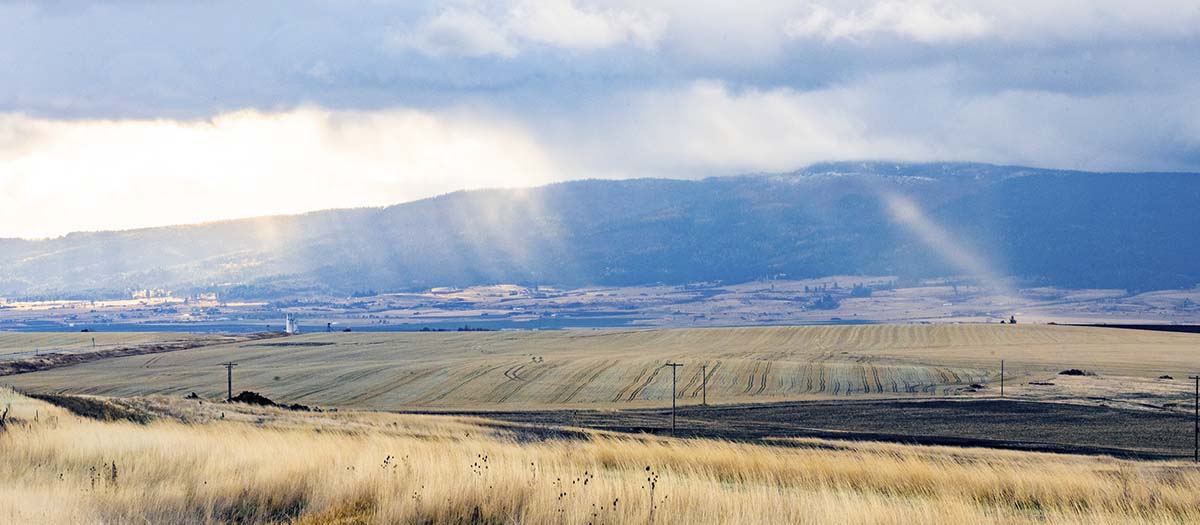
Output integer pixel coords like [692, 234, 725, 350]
[6, 325, 1199, 410]
[1, 387, 1198, 524]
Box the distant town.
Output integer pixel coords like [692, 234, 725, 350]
[3, 277, 1197, 333]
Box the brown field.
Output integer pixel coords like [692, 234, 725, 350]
[5, 325, 1199, 411]
[2, 388, 1199, 524]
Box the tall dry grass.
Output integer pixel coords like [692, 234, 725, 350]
[1, 389, 1198, 524]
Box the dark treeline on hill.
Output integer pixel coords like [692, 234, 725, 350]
[2, 162, 1198, 298]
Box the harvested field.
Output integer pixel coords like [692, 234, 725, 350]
[0, 332, 256, 376]
[6, 325, 1198, 411]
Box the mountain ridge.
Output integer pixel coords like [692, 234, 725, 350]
[3, 162, 1197, 298]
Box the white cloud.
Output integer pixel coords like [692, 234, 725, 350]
[552, 80, 936, 176]
[4, 68, 1200, 238]
[507, 0, 666, 50]
[4, 1, 1200, 238]
[786, 1, 991, 43]
[0, 108, 558, 238]
[392, 8, 518, 58]
[393, 1, 666, 58]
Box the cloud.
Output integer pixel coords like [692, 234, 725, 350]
[554, 80, 934, 176]
[786, 2, 991, 43]
[391, 1, 665, 58]
[0, 108, 558, 238]
[392, 9, 518, 58]
[3, 1, 1200, 237]
[507, 0, 666, 50]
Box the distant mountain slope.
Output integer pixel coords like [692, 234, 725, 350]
[2, 162, 1198, 297]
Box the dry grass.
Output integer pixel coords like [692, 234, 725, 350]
[7, 325, 1199, 410]
[1, 388, 1198, 524]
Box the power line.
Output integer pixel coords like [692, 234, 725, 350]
[1191, 375, 1199, 463]
[1000, 360, 1005, 398]
[664, 362, 682, 436]
[221, 362, 238, 401]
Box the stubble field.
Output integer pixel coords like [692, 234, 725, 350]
[6, 325, 1197, 411]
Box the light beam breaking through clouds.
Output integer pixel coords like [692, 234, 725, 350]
[881, 191, 1014, 298]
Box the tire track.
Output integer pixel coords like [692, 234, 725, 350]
[424, 364, 505, 403]
[293, 367, 386, 401]
[743, 362, 759, 394]
[352, 368, 441, 404]
[753, 361, 771, 395]
[817, 359, 827, 393]
[627, 365, 664, 401]
[495, 363, 560, 403]
[503, 364, 525, 381]
[871, 366, 885, 393]
[555, 360, 617, 403]
[612, 365, 652, 402]
[142, 354, 166, 368]
[690, 361, 720, 397]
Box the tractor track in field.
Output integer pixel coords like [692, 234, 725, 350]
[817, 359, 827, 394]
[494, 363, 560, 403]
[613, 365, 652, 402]
[351, 368, 441, 404]
[627, 365, 664, 402]
[743, 362, 759, 394]
[853, 361, 869, 394]
[753, 362, 771, 396]
[503, 364, 526, 381]
[290, 367, 388, 401]
[423, 364, 505, 403]
[689, 361, 720, 398]
[679, 364, 704, 398]
[556, 360, 617, 403]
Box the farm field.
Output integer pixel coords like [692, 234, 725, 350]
[6, 324, 1199, 412]
[0, 332, 262, 377]
[2, 388, 1198, 524]
[0, 332, 232, 361]
[460, 398, 1195, 459]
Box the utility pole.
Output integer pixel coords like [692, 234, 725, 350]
[221, 362, 238, 401]
[664, 362, 682, 436]
[1000, 360, 1005, 398]
[701, 364, 708, 406]
[1191, 375, 1199, 463]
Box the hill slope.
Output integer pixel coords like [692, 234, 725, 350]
[3, 162, 1198, 296]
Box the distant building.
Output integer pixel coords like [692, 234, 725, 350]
[285, 314, 300, 334]
[131, 288, 172, 300]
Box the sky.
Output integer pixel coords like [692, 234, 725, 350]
[2, 0, 1199, 239]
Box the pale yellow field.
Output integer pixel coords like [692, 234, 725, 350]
[6, 325, 1199, 410]
[1, 389, 1197, 524]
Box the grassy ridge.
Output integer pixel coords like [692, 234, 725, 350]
[0, 389, 1197, 523]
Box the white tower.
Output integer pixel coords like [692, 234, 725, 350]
[284, 314, 300, 334]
